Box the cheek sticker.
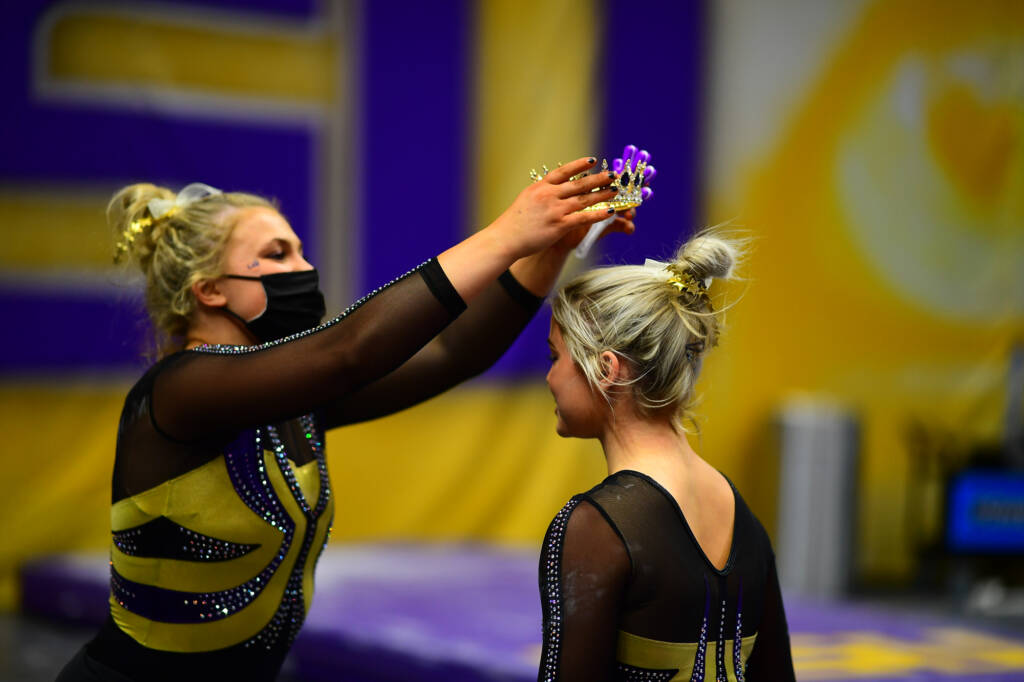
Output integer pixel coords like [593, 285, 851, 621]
[246, 259, 260, 269]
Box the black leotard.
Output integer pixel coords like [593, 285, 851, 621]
[538, 470, 795, 681]
[69, 261, 542, 682]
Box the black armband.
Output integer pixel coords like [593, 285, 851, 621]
[498, 270, 545, 312]
[419, 258, 467, 317]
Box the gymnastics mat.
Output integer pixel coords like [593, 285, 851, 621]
[19, 544, 1024, 681]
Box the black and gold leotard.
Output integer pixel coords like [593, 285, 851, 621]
[104, 412, 334, 661]
[538, 470, 796, 681]
[77, 262, 543, 682]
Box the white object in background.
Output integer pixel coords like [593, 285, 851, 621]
[573, 216, 615, 259]
[776, 398, 859, 600]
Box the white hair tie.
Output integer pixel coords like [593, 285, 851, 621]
[147, 182, 222, 219]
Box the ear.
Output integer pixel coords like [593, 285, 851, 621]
[598, 351, 624, 387]
[192, 278, 228, 308]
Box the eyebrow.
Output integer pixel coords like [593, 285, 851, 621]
[263, 237, 303, 252]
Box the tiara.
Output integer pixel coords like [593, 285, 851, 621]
[530, 145, 656, 213]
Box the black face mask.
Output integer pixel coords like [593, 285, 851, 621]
[224, 269, 326, 343]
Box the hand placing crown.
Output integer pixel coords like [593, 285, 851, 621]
[530, 145, 655, 258]
[530, 144, 656, 213]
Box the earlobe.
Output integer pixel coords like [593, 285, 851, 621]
[192, 278, 227, 308]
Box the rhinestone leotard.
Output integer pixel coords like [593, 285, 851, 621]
[78, 261, 543, 681]
[538, 471, 796, 681]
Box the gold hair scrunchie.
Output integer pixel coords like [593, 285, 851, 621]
[643, 259, 710, 299]
[113, 183, 221, 263]
[665, 265, 708, 297]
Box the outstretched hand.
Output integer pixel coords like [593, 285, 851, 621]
[556, 209, 636, 252]
[490, 157, 618, 260]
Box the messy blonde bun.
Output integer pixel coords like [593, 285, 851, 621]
[550, 228, 743, 430]
[108, 183, 274, 353]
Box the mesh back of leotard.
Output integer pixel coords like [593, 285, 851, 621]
[583, 472, 773, 663]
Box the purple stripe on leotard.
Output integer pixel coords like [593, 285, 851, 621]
[110, 429, 295, 624]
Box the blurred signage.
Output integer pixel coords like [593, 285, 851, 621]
[947, 470, 1024, 553]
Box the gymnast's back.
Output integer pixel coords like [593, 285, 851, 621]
[538, 469, 795, 681]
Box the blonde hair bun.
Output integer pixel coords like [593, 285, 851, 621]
[674, 230, 739, 284]
[107, 182, 275, 352]
[108, 183, 176, 268]
[551, 227, 744, 430]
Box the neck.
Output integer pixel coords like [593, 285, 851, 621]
[185, 307, 258, 349]
[598, 408, 699, 480]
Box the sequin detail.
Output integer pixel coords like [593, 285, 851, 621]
[539, 497, 581, 682]
[246, 415, 332, 651]
[716, 581, 728, 682]
[109, 416, 331, 644]
[615, 663, 677, 681]
[689, 574, 710, 682]
[113, 517, 258, 562]
[733, 578, 744, 682]
[111, 429, 294, 624]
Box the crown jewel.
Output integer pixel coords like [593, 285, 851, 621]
[530, 144, 656, 213]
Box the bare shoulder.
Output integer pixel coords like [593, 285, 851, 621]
[697, 459, 736, 516]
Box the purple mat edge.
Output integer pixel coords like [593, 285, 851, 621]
[18, 547, 538, 682]
[19, 546, 1024, 682]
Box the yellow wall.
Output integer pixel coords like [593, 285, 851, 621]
[6, 0, 1021, 613]
[0, 0, 601, 612]
[0, 382, 606, 611]
[702, 0, 1024, 581]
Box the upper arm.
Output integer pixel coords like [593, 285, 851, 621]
[539, 498, 630, 682]
[745, 549, 796, 680]
[150, 261, 463, 441]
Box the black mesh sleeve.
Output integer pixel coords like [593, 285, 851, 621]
[149, 259, 466, 441]
[318, 269, 544, 428]
[744, 551, 796, 680]
[538, 499, 630, 682]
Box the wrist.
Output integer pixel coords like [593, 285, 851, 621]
[509, 247, 570, 297]
[480, 217, 521, 264]
[499, 269, 545, 310]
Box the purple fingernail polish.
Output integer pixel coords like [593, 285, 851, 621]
[588, 157, 596, 163]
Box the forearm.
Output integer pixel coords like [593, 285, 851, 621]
[319, 270, 543, 428]
[509, 242, 573, 297]
[437, 226, 516, 303]
[431, 268, 543, 367]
